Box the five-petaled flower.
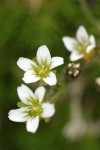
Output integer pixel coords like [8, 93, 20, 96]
[17, 45, 64, 86]
[62, 26, 96, 61]
[8, 84, 55, 133]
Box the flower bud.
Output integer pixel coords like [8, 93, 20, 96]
[67, 63, 81, 78]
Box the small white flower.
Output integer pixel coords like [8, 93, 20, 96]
[62, 26, 96, 61]
[95, 77, 100, 86]
[17, 45, 64, 86]
[8, 84, 55, 133]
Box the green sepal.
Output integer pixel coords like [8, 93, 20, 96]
[17, 102, 26, 108]
[40, 80, 47, 85]
[44, 118, 51, 123]
[32, 57, 37, 63]
[42, 97, 46, 103]
[52, 70, 56, 74]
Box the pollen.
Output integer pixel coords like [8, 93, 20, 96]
[29, 101, 43, 117]
[34, 64, 50, 78]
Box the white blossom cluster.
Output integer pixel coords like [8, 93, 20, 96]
[8, 45, 64, 133]
[8, 26, 98, 134]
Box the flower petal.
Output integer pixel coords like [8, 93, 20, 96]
[76, 26, 89, 44]
[43, 71, 57, 86]
[70, 52, 84, 61]
[17, 57, 37, 71]
[8, 108, 29, 122]
[89, 35, 96, 46]
[62, 37, 78, 52]
[22, 70, 41, 83]
[17, 84, 35, 104]
[26, 116, 39, 133]
[86, 45, 94, 53]
[50, 57, 64, 69]
[41, 103, 55, 118]
[35, 86, 46, 103]
[36, 45, 51, 65]
[86, 35, 96, 53]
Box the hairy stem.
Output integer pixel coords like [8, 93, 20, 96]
[50, 83, 68, 103]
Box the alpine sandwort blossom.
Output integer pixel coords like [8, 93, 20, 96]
[17, 45, 64, 86]
[8, 85, 55, 133]
[62, 26, 96, 61]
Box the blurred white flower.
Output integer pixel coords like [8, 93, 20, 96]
[95, 77, 100, 86]
[17, 45, 64, 86]
[62, 26, 96, 61]
[63, 119, 87, 140]
[8, 85, 55, 133]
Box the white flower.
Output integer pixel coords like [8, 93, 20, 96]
[8, 84, 55, 133]
[95, 77, 100, 86]
[62, 26, 96, 61]
[17, 45, 64, 86]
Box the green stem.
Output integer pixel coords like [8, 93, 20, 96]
[50, 83, 67, 103]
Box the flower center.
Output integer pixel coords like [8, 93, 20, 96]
[79, 44, 88, 55]
[29, 100, 43, 117]
[79, 43, 94, 60]
[17, 100, 43, 117]
[34, 64, 50, 78]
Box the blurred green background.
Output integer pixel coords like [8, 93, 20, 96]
[0, 0, 100, 150]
